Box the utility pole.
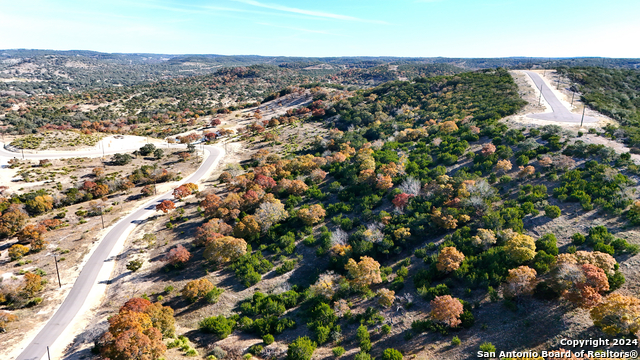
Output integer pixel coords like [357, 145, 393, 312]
[580, 106, 586, 127]
[571, 91, 575, 107]
[53, 255, 61, 288]
[99, 206, 105, 229]
[47, 346, 51, 360]
[538, 82, 543, 106]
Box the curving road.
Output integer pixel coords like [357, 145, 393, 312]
[4, 142, 222, 360]
[525, 71, 598, 124]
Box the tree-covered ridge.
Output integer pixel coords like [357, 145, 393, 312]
[331, 68, 526, 132]
[332, 63, 464, 86]
[0, 65, 314, 135]
[559, 67, 640, 144]
[179, 68, 636, 358]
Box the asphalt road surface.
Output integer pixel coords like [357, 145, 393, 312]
[10, 145, 221, 360]
[525, 71, 598, 124]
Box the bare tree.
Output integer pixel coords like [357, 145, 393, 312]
[224, 163, 243, 178]
[363, 223, 384, 243]
[331, 228, 349, 246]
[399, 176, 421, 196]
[255, 201, 288, 232]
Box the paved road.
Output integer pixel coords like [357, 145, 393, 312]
[9, 144, 221, 360]
[525, 71, 598, 124]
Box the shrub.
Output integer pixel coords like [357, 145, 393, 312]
[420, 284, 450, 300]
[8, 244, 30, 261]
[287, 336, 317, 360]
[199, 315, 236, 339]
[315, 326, 330, 344]
[186, 348, 198, 357]
[516, 155, 529, 166]
[354, 352, 372, 360]
[451, 336, 461, 346]
[356, 325, 371, 352]
[111, 153, 133, 165]
[381, 324, 391, 335]
[572, 233, 586, 245]
[263, 334, 274, 345]
[276, 260, 297, 275]
[230, 251, 273, 287]
[382, 348, 403, 360]
[139, 143, 156, 156]
[211, 346, 227, 359]
[205, 287, 225, 304]
[535, 234, 559, 256]
[126, 259, 143, 272]
[332, 346, 346, 357]
[544, 205, 561, 219]
[303, 236, 316, 246]
[182, 278, 215, 302]
[479, 342, 496, 353]
[249, 345, 263, 355]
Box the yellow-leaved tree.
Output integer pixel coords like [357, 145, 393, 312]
[590, 294, 640, 335]
[204, 236, 247, 264]
[504, 233, 536, 263]
[345, 256, 382, 291]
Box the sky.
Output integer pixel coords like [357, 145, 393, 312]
[1, 0, 639, 57]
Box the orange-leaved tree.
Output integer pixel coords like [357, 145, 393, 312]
[17, 224, 48, 251]
[155, 200, 175, 213]
[233, 215, 261, 241]
[297, 204, 326, 225]
[436, 247, 465, 273]
[502, 266, 537, 298]
[0, 310, 18, 332]
[181, 278, 215, 302]
[0, 204, 29, 238]
[195, 218, 232, 246]
[98, 306, 167, 360]
[430, 295, 464, 328]
[164, 245, 191, 267]
[377, 288, 395, 308]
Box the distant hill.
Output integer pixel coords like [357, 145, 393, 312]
[0, 49, 639, 95]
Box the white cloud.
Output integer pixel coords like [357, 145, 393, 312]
[232, 0, 388, 24]
[256, 22, 341, 36]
